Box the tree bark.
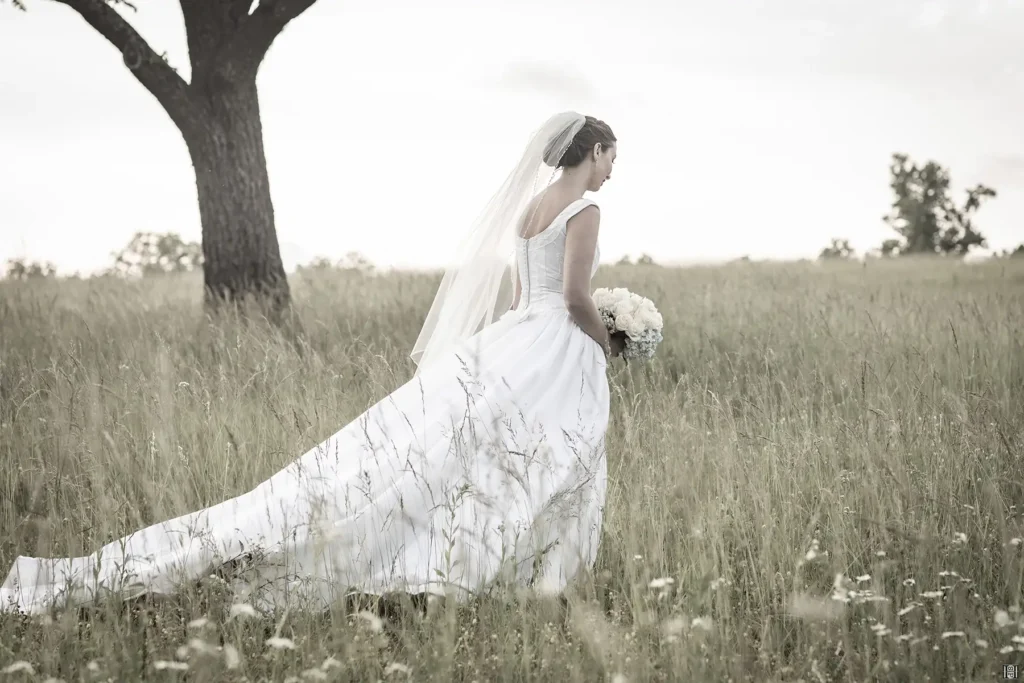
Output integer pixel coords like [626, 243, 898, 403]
[182, 76, 290, 320]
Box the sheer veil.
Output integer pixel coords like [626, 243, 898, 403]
[409, 111, 587, 374]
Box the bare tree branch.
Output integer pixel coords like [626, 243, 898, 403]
[229, 0, 319, 73]
[54, 0, 197, 131]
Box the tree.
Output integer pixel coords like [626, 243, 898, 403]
[882, 153, 996, 257]
[8, 0, 322, 320]
[110, 231, 203, 276]
[4, 258, 57, 280]
[994, 243, 1024, 259]
[818, 238, 855, 260]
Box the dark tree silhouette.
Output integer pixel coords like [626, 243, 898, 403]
[4, 259, 57, 280]
[882, 153, 995, 257]
[8, 0, 321, 319]
[818, 238, 855, 260]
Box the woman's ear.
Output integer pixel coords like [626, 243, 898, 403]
[592, 143, 602, 160]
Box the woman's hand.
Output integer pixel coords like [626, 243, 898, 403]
[608, 331, 627, 358]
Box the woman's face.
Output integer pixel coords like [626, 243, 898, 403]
[590, 143, 617, 192]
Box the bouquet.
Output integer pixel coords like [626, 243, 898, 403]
[592, 287, 664, 361]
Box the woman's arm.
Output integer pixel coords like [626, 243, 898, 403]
[563, 205, 611, 356]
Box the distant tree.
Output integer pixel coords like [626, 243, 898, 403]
[5, 0, 324, 320]
[818, 238, 855, 260]
[882, 153, 996, 257]
[616, 255, 633, 266]
[295, 252, 374, 275]
[337, 251, 375, 273]
[878, 238, 903, 258]
[636, 253, 657, 266]
[110, 231, 203, 276]
[994, 243, 1024, 259]
[4, 258, 56, 280]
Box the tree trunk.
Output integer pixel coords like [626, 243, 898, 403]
[183, 77, 290, 321]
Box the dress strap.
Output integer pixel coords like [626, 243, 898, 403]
[561, 198, 598, 228]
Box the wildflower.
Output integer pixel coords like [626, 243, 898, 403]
[153, 661, 189, 671]
[228, 603, 257, 619]
[223, 645, 241, 670]
[320, 656, 342, 670]
[266, 637, 296, 650]
[661, 616, 686, 642]
[384, 662, 412, 676]
[871, 622, 892, 637]
[691, 616, 713, 631]
[1, 662, 34, 675]
[898, 603, 920, 616]
[356, 610, 384, 632]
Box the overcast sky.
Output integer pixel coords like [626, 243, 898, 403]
[1, 0, 1022, 274]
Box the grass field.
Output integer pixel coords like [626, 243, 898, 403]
[1, 257, 1023, 682]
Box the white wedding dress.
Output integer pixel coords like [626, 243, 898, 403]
[0, 198, 609, 615]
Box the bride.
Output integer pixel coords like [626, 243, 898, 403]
[0, 111, 622, 615]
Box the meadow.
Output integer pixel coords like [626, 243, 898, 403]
[1, 257, 1022, 682]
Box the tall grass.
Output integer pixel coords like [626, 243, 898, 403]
[1, 257, 1022, 681]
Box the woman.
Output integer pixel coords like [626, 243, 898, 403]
[1, 112, 622, 614]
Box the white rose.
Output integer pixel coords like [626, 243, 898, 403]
[640, 309, 663, 330]
[612, 299, 633, 318]
[614, 312, 635, 333]
[626, 319, 646, 338]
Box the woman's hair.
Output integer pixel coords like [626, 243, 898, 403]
[543, 116, 616, 169]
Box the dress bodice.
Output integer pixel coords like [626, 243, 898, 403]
[515, 198, 599, 309]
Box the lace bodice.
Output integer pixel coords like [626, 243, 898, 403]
[515, 198, 599, 309]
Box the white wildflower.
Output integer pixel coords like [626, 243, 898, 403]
[153, 661, 189, 671]
[356, 610, 384, 632]
[223, 645, 241, 670]
[266, 637, 296, 650]
[1, 661, 34, 675]
[690, 616, 713, 631]
[384, 662, 412, 676]
[320, 656, 342, 670]
[228, 603, 257, 619]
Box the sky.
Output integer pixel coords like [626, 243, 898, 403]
[1, 0, 1022, 274]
